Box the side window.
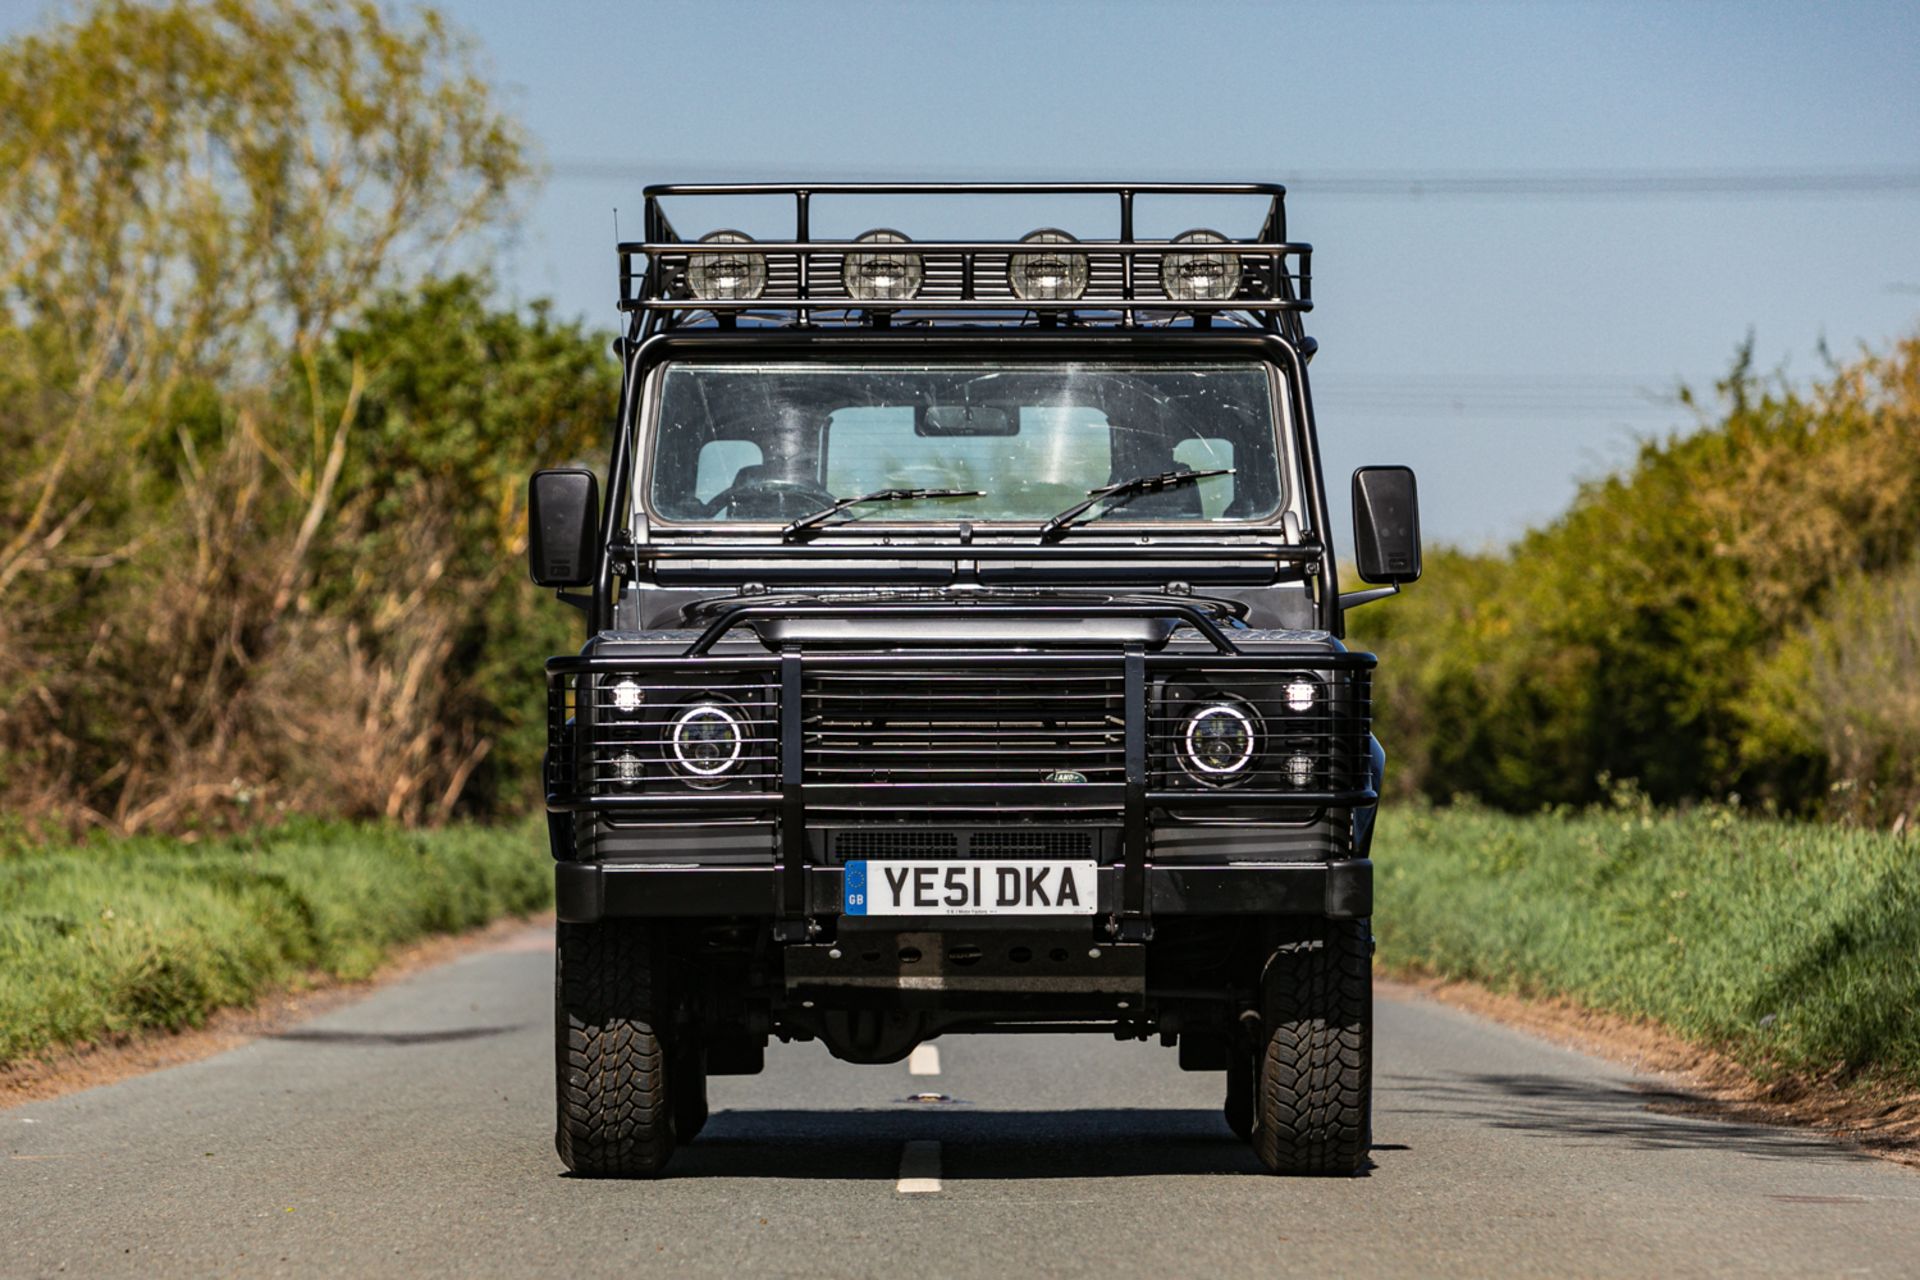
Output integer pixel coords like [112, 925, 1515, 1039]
[694, 439, 763, 505]
[1173, 437, 1235, 517]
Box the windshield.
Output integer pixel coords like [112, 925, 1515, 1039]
[645, 362, 1287, 526]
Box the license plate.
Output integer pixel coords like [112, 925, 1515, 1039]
[843, 859, 1099, 916]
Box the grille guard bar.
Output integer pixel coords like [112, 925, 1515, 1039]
[545, 646, 1377, 931]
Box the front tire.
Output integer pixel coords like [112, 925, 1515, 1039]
[1251, 919, 1372, 1175]
[554, 921, 676, 1177]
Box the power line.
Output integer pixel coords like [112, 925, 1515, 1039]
[548, 159, 1920, 200]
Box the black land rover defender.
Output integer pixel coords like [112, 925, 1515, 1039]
[531, 183, 1422, 1177]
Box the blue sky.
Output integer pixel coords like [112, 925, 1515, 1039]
[8, 0, 1918, 545]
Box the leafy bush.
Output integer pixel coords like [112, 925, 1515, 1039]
[1354, 335, 1920, 820]
[0, 820, 550, 1066]
[1376, 802, 1920, 1087]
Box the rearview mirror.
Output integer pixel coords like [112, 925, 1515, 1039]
[916, 404, 1017, 436]
[1352, 466, 1422, 584]
[528, 468, 599, 588]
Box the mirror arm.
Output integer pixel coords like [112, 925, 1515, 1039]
[555, 591, 593, 614]
[1338, 583, 1400, 612]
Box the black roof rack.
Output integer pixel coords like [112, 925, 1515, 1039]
[618, 182, 1311, 337]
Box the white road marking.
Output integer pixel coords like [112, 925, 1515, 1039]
[895, 1140, 942, 1194]
[907, 1043, 941, 1076]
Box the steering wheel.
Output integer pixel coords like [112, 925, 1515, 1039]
[702, 476, 840, 521]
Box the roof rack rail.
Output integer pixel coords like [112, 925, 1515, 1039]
[618, 182, 1311, 336]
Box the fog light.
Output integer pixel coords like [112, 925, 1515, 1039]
[842, 229, 922, 302]
[669, 702, 745, 784]
[1285, 754, 1315, 788]
[1008, 228, 1088, 301]
[1160, 229, 1240, 302]
[611, 752, 644, 783]
[685, 230, 766, 301]
[1180, 700, 1259, 786]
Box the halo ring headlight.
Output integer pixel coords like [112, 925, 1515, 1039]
[685, 230, 766, 301]
[842, 229, 923, 302]
[1008, 228, 1089, 302]
[668, 702, 745, 785]
[1180, 698, 1261, 786]
[1160, 229, 1242, 303]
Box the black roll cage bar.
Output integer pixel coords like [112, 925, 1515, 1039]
[587, 183, 1343, 636]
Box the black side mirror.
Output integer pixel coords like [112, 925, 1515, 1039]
[528, 468, 599, 588]
[1352, 466, 1422, 584]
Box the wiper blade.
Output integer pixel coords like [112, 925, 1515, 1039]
[781, 487, 984, 538]
[1037, 468, 1233, 541]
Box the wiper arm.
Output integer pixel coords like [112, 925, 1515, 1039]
[1037, 468, 1233, 541]
[781, 487, 984, 538]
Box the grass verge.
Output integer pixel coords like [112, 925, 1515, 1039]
[1375, 800, 1920, 1091]
[0, 819, 550, 1067]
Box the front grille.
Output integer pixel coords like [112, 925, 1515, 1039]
[802, 665, 1125, 808]
[830, 828, 1098, 862]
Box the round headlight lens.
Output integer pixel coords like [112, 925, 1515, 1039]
[1160, 229, 1241, 302]
[669, 702, 745, 783]
[609, 678, 645, 715]
[1181, 700, 1259, 785]
[685, 230, 766, 301]
[842, 229, 922, 302]
[1008, 228, 1089, 301]
[1284, 679, 1317, 714]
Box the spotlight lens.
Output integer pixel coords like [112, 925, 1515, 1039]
[1160, 229, 1241, 302]
[1182, 701, 1259, 784]
[670, 703, 745, 782]
[685, 230, 766, 301]
[610, 678, 645, 714]
[1284, 679, 1317, 713]
[1008, 228, 1089, 301]
[842, 229, 923, 302]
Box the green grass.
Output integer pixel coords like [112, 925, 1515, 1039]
[1376, 800, 1920, 1088]
[0, 819, 551, 1066]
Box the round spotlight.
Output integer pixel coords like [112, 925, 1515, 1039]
[685, 230, 766, 301]
[1180, 699, 1260, 786]
[609, 678, 645, 715]
[668, 702, 745, 785]
[1284, 679, 1317, 714]
[610, 752, 645, 784]
[842, 229, 922, 302]
[1159, 229, 1241, 302]
[1284, 754, 1315, 788]
[1008, 228, 1089, 302]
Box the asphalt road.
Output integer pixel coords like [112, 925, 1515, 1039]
[6, 925, 1918, 1279]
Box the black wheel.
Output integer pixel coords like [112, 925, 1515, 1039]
[554, 921, 676, 1177]
[673, 1044, 709, 1143]
[1251, 919, 1372, 1175]
[1224, 1047, 1254, 1142]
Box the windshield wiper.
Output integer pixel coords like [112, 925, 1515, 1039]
[781, 487, 984, 539]
[1037, 468, 1233, 541]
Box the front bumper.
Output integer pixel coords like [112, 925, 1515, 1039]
[554, 858, 1371, 924]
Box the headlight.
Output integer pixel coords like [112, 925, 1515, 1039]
[608, 678, 646, 715]
[1160, 229, 1241, 302]
[685, 230, 766, 301]
[842, 229, 922, 302]
[1008, 228, 1088, 301]
[668, 702, 745, 785]
[1179, 698, 1260, 786]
